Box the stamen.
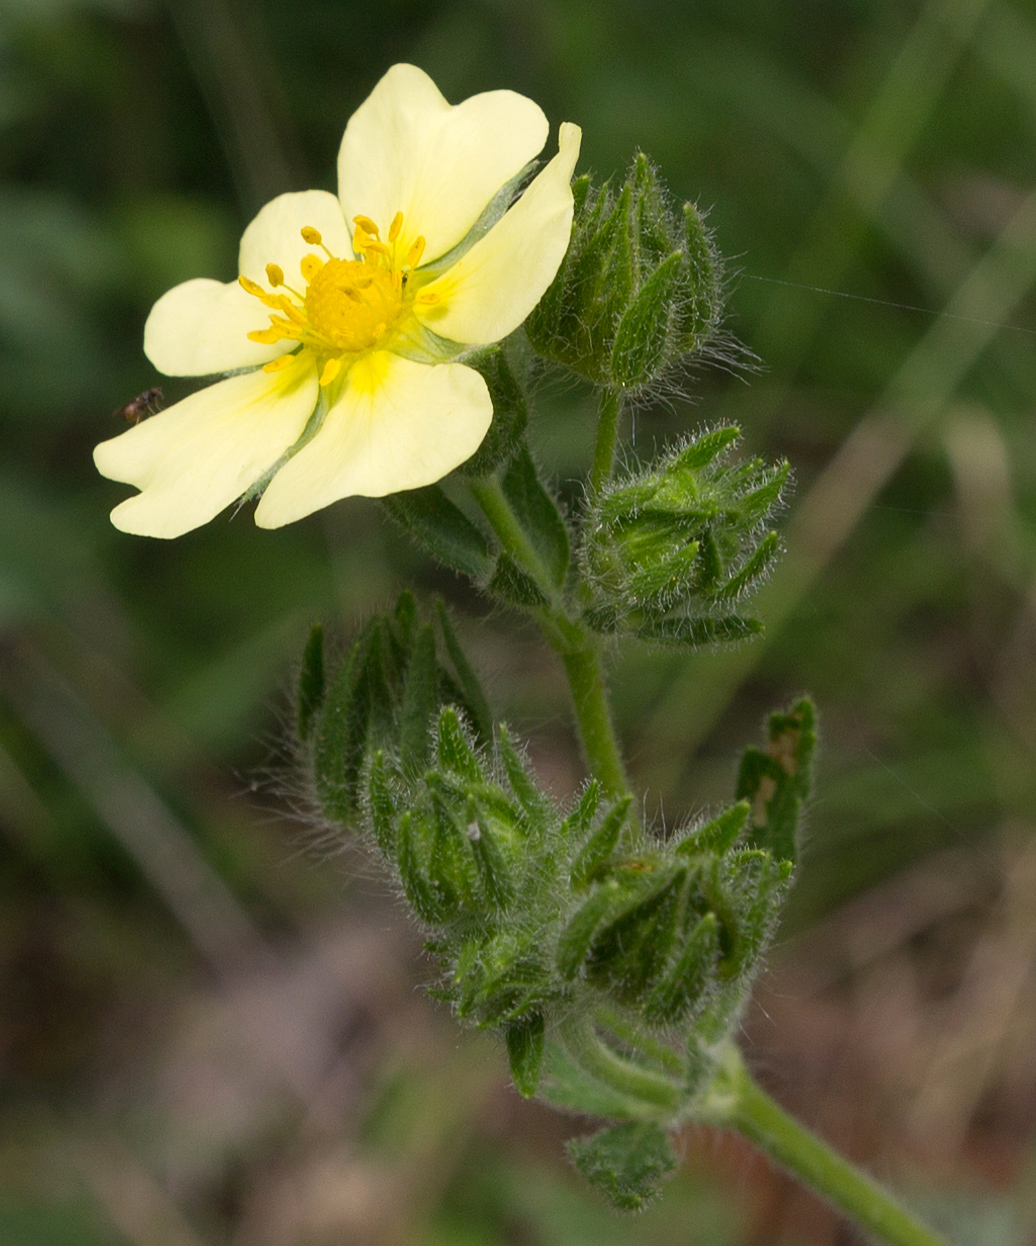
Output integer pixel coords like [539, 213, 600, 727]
[263, 353, 296, 373]
[415, 290, 442, 305]
[406, 236, 426, 268]
[319, 358, 342, 386]
[300, 226, 323, 245]
[364, 239, 391, 258]
[388, 211, 403, 242]
[353, 215, 380, 237]
[300, 254, 324, 283]
[266, 263, 285, 287]
[248, 327, 287, 343]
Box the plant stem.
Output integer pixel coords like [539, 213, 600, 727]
[590, 387, 623, 494]
[700, 1046, 954, 1246]
[468, 475, 630, 798]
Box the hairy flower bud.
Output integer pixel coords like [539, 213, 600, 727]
[581, 424, 789, 646]
[525, 152, 724, 390]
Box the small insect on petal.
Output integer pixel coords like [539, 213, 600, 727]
[113, 386, 164, 424]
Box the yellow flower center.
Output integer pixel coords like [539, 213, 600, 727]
[239, 213, 441, 387]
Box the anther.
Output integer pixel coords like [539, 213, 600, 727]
[406, 236, 426, 268]
[238, 274, 264, 296]
[415, 290, 441, 305]
[353, 215, 380, 237]
[319, 358, 342, 386]
[300, 254, 324, 283]
[388, 211, 403, 242]
[265, 263, 284, 287]
[263, 353, 295, 373]
[300, 226, 323, 245]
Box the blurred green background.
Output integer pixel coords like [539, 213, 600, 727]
[3, 0, 1036, 1242]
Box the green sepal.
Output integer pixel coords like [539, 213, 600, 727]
[434, 600, 494, 748]
[643, 911, 721, 1026]
[468, 810, 515, 910]
[461, 334, 530, 476]
[679, 199, 722, 351]
[381, 485, 493, 581]
[736, 697, 816, 865]
[676, 801, 750, 857]
[398, 811, 448, 924]
[713, 530, 781, 602]
[436, 706, 483, 783]
[559, 780, 601, 841]
[500, 445, 570, 589]
[630, 613, 763, 648]
[610, 250, 682, 387]
[399, 623, 438, 771]
[498, 726, 551, 826]
[313, 617, 397, 823]
[505, 1011, 545, 1098]
[367, 750, 397, 857]
[570, 796, 632, 886]
[585, 868, 686, 1004]
[556, 879, 625, 979]
[296, 623, 325, 744]
[487, 552, 549, 608]
[567, 1121, 677, 1213]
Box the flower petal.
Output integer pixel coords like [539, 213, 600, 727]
[337, 64, 549, 264]
[238, 189, 354, 284]
[144, 278, 283, 377]
[94, 358, 319, 538]
[254, 352, 491, 528]
[415, 123, 581, 345]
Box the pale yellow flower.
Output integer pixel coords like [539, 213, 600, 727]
[94, 64, 581, 538]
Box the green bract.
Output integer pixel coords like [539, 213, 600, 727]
[298, 599, 815, 1209]
[525, 152, 723, 391]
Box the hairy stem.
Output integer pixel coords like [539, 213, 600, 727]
[700, 1046, 954, 1246]
[468, 475, 630, 798]
[590, 387, 623, 494]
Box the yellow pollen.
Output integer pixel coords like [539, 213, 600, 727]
[319, 357, 342, 386]
[242, 210, 427, 369]
[300, 254, 324, 283]
[406, 236, 426, 268]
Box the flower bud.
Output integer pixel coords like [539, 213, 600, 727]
[525, 153, 724, 390]
[581, 424, 789, 646]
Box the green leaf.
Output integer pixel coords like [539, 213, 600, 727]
[487, 551, 549, 608]
[570, 796, 632, 886]
[567, 1122, 677, 1213]
[609, 251, 682, 387]
[399, 623, 438, 770]
[297, 623, 325, 743]
[500, 444, 570, 589]
[505, 1011, 544, 1098]
[381, 485, 493, 580]
[736, 697, 817, 865]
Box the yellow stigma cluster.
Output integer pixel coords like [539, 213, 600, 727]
[241, 214, 439, 387]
